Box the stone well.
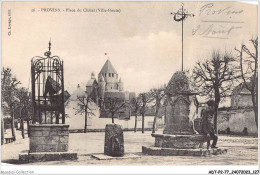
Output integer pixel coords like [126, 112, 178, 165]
[19, 124, 77, 163]
[29, 124, 69, 152]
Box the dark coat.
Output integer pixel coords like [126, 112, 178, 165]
[201, 109, 215, 135]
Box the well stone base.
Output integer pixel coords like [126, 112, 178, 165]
[19, 151, 77, 163]
[29, 124, 69, 152]
[142, 146, 227, 157]
[152, 133, 207, 149]
[19, 124, 78, 164]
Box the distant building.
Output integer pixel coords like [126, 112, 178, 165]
[64, 90, 71, 103]
[65, 85, 155, 131]
[218, 83, 257, 135]
[231, 82, 253, 108]
[65, 85, 96, 128]
[86, 72, 99, 104]
[86, 59, 135, 119]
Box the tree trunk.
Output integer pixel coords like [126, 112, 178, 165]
[256, 90, 258, 129]
[253, 107, 258, 128]
[164, 106, 167, 125]
[112, 114, 114, 124]
[214, 102, 219, 135]
[142, 114, 144, 133]
[84, 108, 87, 133]
[214, 87, 220, 135]
[1, 117, 4, 145]
[152, 106, 159, 133]
[252, 93, 258, 128]
[214, 71, 221, 135]
[134, 114, 137, 132]
[11, 110, 16, 141]
[27, 119, 30, 137]
[19, 108, 25, 138]
[21, 119, 25, 139]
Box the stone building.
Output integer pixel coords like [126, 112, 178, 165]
[218, 83, 257, 135]
[86, 59, 135, 119]
[86, 72, 99, 104]
[230, 82, 253, 107]
[65, 85, 96, 127]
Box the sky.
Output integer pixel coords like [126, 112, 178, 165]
[1, 1, 258, 94]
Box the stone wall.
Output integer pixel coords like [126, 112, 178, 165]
[66, 113, 156, 130]
[29, 124, 69, 152]
[218, 108, 257, 134]
[231, 94, 253, 108]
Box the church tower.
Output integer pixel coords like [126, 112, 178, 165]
[98, 74, 106, 106]
[118, 77, 124, 92]
[98, 59, 118, 91]
[86, 72, 98, 104]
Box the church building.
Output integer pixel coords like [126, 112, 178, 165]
[86, 59, 135, 119]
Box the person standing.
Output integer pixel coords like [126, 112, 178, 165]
[201, 100, 218, 149]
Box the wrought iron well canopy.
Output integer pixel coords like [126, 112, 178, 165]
[31, 41, 65, 124]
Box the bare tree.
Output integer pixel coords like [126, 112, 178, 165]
[149, 87, 165, 133]
[1, 116, 4, 145]
[15, 88, 31, 139]
[1, 67, 20, 141]
[235, 37, 258, 127]
[130, 97, 141, 132]
[192, 51, 239, 134]
[103, 97, 128, 124]
[74, 93, 95, 133]
[138, 92, 152, 133]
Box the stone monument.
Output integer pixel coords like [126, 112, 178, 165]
[104, 124, 124, 157]
[91, 123, 140, 160]
[142, 71, 227, 156]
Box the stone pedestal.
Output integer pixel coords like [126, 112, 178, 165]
[163, 94, 196, 135]
[152, 133, 205, 149]
[142, 146, 227, 156]
[104, 124, 124, 157]
[29, 124, 69, 152]
[19, 124, 77, 163]
[142, 71, 227, 157]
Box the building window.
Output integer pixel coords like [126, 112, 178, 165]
[109, 73, 111, 77]
[112, 73, 114, 77]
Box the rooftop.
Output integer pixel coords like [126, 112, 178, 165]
[99, 59, 118, 75]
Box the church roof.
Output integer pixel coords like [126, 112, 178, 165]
[232, 82, 252, 95]
[86, 72, 98, 86]
[70, 85, 87, 100]
[99, 59, 118, 74]
[86, 79, 97, 87]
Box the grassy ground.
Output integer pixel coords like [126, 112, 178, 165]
[1, 129, 258, 165]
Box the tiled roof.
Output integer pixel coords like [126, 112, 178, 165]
[86, 78, 97, 87]
[99, 59, 118, 74]
[70, 85, 87, 100]
[232, 82, 251, 95]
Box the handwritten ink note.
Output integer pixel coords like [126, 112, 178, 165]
[192, 3, 244, 39]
